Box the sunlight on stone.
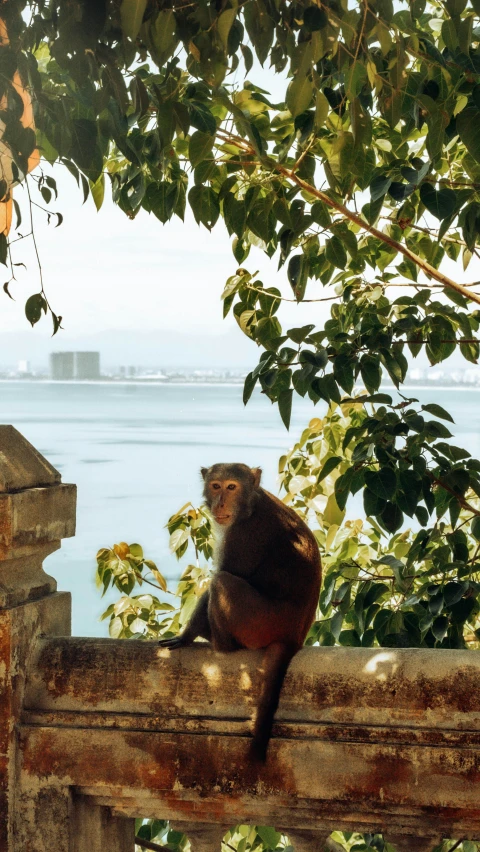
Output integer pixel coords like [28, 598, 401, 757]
[364, 651, 398, 681]
[239, 669, 252, 692]
[156, 648, 172, 659]
[201, 662, 222, 687]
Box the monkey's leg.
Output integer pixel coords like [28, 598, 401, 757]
[209, 572, 299, 761]
[209, 571, 297, 650]
[158, 589, 212, 648]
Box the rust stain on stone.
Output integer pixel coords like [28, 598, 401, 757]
[296, 666, 480, 716]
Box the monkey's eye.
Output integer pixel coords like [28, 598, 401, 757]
[227, 483, 237, 491]
[211, 483, 221, 490]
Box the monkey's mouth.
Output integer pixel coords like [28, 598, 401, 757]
[214, 514, 232, 524]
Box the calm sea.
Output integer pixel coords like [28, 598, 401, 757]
[1, 381, 479, 637]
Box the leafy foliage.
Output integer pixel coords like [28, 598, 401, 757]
[2, 0, 480, 331]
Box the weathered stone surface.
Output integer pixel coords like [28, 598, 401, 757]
[19, 642, 480, 842]
[0, 425, 61, 493]
[25, 640, 480, 732]
[0, 483, 76, 560]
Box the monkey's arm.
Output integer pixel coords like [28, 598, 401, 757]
[158, 589, 211, 648]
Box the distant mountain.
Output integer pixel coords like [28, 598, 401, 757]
[0, 326, 258, 371]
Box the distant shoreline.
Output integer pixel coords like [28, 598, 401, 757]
[0, 379, 479, 392]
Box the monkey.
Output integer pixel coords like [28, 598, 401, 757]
[158, 463, 322, 762]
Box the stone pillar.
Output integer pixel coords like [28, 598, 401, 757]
[0, 426, 76, 851]
[71, 795, 135, 852]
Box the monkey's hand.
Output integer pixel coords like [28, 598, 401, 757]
[157, 633, 192, 649]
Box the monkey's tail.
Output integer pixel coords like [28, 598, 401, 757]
[250, 641, 297, 763]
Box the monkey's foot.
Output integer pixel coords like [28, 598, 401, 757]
[157, 636, 186, 649]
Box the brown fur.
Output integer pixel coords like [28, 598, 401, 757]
[158, 463, 322, 761]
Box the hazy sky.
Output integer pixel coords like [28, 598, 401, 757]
[0, 158, 331, 350]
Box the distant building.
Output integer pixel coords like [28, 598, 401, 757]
[50, 352, 75, 380]
[50, 351, 100, 381]
[75, 352, 100, 380]
[17, 360, 31, 374]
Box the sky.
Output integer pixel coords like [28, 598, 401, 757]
[0, 162, 332, 368]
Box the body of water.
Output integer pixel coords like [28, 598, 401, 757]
[1, 381, 479, 636]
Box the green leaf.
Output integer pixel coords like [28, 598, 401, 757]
[419, 184, 457, 220]
[345, 61, 368, 100]
[69, 119, 102, 180]
[189, 131, 214, 168]
[380, 501, 404, 533]
[120, 0, 148, 40]
[146, 182, 176, 223]
[278, 389, 293, 430]
[364, 468, 396, 500]
[188, 186, 220, 230]
[287, 254, 309, 300]
[256, 827, 281, 848]
[360, 355, 382, 394]
[25, 293, 47, 327]
[338, 629, 361, 647]
[421, 403, 454, 423]
[287, 324, 315, 344]
[325, 235, 347, 269]
[364, 488, 385, 517]
[217, 8, 237, 49]
[51, 312, 62, 336]
[287, 75, 314, 118]
[472, 516, 480, 541]
[318, 456, 342, 482]
[333, 354, 354, 393]
[189, 102, 216, 135]
[223, 194, 246, 239]
[90, 174, 105, 212]
[432, 615, 449, 642]
[315, 91, 329, 130]
[310, 201, 331, 227]
[457, 107, 480, 165]
[370, 174, 392, 202]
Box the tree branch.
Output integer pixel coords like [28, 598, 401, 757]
[216, 130, 480, 306]
[430, 475, 480, 518]
[274, 164, 480, 307]
[135, 836, 170, 852]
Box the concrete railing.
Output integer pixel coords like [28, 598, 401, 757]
[0, 426, 479, 852]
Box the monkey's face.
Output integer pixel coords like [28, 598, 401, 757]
[205, 478, 242, 526]
[201, 464, 262, 525]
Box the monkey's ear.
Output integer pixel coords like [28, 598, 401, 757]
[251, 467, 262, 488]
[200, 467, 209, 480]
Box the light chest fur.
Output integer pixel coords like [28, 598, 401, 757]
[212, 520, 227, 569]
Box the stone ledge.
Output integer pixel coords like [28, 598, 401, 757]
[19, 641, 480, 841]
[0, 426, 61, 493]
[25, 640, 480, 731]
